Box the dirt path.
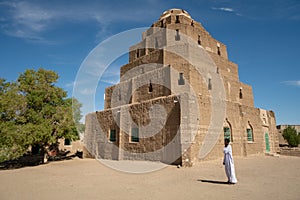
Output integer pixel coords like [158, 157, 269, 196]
[0, 155, 299, 200]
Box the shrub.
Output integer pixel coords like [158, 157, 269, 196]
[282, 126, 299, 147]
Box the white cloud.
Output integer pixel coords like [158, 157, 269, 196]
[211, 7, 234, 12]
[0, 1, 158, 43]
[66, 78, 105, 89]
[211, 0, 300, 21]
[282, 80, 300, 87]
[100, 67, 121, 85]
[65, 81, 75, 88]
[211, 6, 244, 17]
[0, 1, 55, 41]
[0, 1, 105, 42]
[68, 79, 94, 88]
[100, 78, 120, 85]
[79, 88, 96, 95]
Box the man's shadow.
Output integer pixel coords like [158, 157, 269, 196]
[198, 179, 229, 185]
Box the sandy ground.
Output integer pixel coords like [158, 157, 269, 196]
[0, 155, 300, 200]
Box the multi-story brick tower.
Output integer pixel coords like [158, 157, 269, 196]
[84, 9, 279, 167]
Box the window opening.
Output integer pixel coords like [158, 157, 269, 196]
[109, 130, 117, 142]
[131, 127, 139, 142]
[175, 29, 180, 41]
[178, 73, 185, 85]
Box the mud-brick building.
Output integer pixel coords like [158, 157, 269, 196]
[84, 9, 279, 166]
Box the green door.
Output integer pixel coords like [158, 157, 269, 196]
[265, 133, 270, 152]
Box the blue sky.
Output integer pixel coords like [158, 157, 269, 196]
[0, 0, 299, 125]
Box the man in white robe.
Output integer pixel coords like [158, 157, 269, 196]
[223, 138, 238, 184]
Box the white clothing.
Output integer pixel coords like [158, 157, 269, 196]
[223, 144, 238, 183]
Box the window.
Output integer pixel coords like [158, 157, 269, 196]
[109, 129, 117, 142]
[64, 139, 71, 146]
[198, 35, 201, 45]
[155, 37, 158, 48]
[131, 127, 139, 142]
[263, 118, 267, 124]
[239, 88, 243, 99]
[224, 127, 231, 141]
[247, 128, 253, 142]
[118, 89, 121, 101]
[136, 50, 139, 58]
[217, 46, 221, 55]
[175, 29, 180, 41]
[149, 81, 153, 92]
[160, 20, 164, 28]
[175, 15, 180, 23]
[208, 78, 212, 90]
[191, 20, 194, 27]
[178, 72, 185, 85]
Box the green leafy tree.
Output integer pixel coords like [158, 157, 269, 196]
[71, 98, 85, 133]
[0, 79, 28, 161]
[282, 126, 299, 147]
[0, 69, 83, 162]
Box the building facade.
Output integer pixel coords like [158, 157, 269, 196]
[84, 9, 279, 166]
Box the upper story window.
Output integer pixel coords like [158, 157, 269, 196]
[208, 78, 212, 90]
[217, 46, 221, 56]
[118, 89, 121, 100]
[149, 81, 153, 93]
[175, 29, 180, 41]
[198, 35, 201, 45]
[175, 15, 180, 23]
[263, 118, 267, 124]
[239, 88, 243, 99]
[217, 43, 221, 55]
[178, 72, 185, 85]
[109, 129, 117, 142]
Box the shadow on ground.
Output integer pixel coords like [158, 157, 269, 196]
[198, 179, 230, 185]
[0, 151, 83, 170]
